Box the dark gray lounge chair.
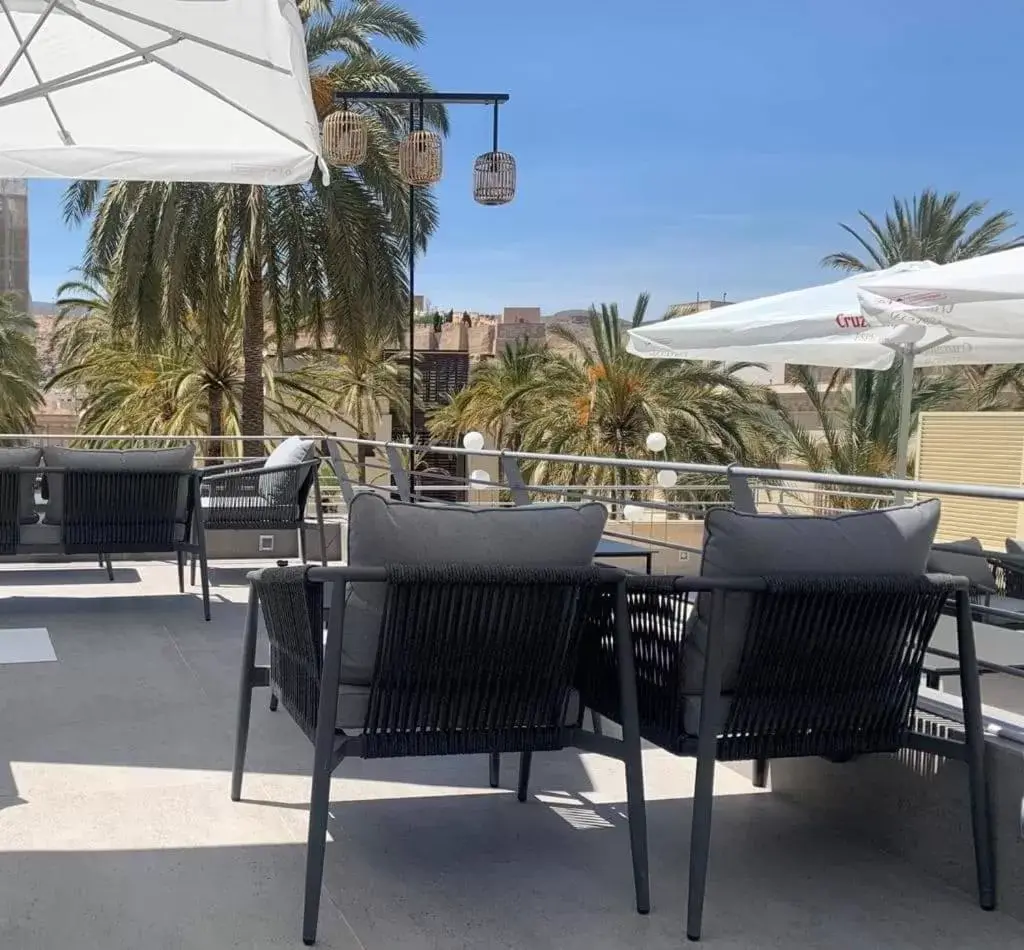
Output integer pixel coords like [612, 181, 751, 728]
[192, 453, 326, 590]
[231, 563, 649, 945]
[575, 572, 994, 941]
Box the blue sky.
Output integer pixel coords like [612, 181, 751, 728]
[27, 0, 1024, 317]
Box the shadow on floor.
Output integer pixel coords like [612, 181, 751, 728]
[0, 567, 143, 586]
[0, 787, 1016, 950]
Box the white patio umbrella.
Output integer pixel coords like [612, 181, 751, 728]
[626, 262, 938, 352]
[628, 291, 1024, 486]
[863, 246, 1024, 308]
[0, 0, 324, 184]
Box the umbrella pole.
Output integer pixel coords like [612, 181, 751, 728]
[893, 346, 916, 504]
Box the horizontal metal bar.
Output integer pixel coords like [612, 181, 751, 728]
[332, 91, 509, 105]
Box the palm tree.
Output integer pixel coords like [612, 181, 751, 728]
[303, 319, 415, 483]
[428, 338, 550, 451]
[772, 364, 966, 504]
[62, 0, 443, 456]
[822, 189, 1021, 272]
[50, 280, 335, 460]
[0, 294, 42, 433]
[435, 294, 776, 496]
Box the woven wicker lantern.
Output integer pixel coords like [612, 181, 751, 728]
[473, 150, 516, 205]
[397, 129, 443, 186]
[322, 108, 368, 166]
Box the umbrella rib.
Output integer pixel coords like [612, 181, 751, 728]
[74, 0, 290, 74]
[56, 1, 317, 163]
[0, 39, 179, 110]
[0, 0, 58, 89]
[0, 0, 72, 144]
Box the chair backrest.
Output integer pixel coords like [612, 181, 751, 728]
[62, 469, 193, 552]
[721, 574, 955, 759]
[0, 469, 20, 554]
[577, 573, 960, 761]
[251, 564, 608, 755]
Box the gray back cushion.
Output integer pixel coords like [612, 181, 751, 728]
[1007, 538, 1024, 558]
[927, 538, 995, 592]
[42, 446, 195, 524]
[0, 446, 42, 524]
[259, 436, 314, 506]
[686, 500, 941, 734]
[341, 494, 608, 684]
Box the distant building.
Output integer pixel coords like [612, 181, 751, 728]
[0, 179, 28, 310]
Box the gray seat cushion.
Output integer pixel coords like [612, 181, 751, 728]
[685, 500, 941, 735]
[42, 446, 195, 524]
[0, 446, 42, 524]
[927, 538, 996, 592]
[259, 436, 314, 506]
[341, 494, 608, 685]
[200, 494, 299, 526]
[18, 519, 187, 546]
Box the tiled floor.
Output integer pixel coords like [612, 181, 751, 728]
[0, 560, 1022, 949]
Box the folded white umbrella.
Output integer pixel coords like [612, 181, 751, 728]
[626, 262, 937, 354]
[630, 286, 1024, 488]
[863, 246, 1024, 307]
[0, 0, 325, 184]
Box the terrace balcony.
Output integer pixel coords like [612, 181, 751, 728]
[2, 435, 1024, 948]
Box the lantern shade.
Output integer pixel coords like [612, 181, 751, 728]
[322, 109, 368, 166]
[398, 130, 443, 186]
[473, 150, 516, 205]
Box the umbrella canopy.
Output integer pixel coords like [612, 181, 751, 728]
[626, 262, 937, 354]
[0, 0, 323, 184]
[863, 246, 1024, 307]
[628, 282, 1024, 491]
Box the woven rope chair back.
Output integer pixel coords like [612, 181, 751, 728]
[722, 574, 954, 760]
[362, 564, 605, 758]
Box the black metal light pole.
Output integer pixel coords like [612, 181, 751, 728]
[327, 91, 512, 493]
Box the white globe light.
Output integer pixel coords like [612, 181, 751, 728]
[470, 469, 491, 483]
[462, 431, 485, 452]
[645, 431, 667, 453]
[657, 469, 678, 488]
[622, 504, 645, 522]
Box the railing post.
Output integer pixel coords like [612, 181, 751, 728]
[726, 466, 757, 514]
[501, 456, 531, 506]
[384, 445, 412, 503]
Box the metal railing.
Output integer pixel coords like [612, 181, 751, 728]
[8, 429, 1024, 734]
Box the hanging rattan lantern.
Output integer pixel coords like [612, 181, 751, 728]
[322, 108, 368, 166]
[473, 150, 516, 205]
[397, 129, 443, 186]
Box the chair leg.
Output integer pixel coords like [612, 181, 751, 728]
[269, 692, 278, 712]
[231, 590, 260, 802]
[955, 591, 996, 909]
[302, 742, 335, 946]
[687, 753, 717, 940]
[176, 550, 185, 593]
[198, 536, 211, 622]
[104, 554, 114, 582]
[190, 551, 197, 586]
[317, 519, 327, 567]
[753, 758, 769, 789]
[297, 524, 308, 565]
[613, 579, 650, 915]
[488, 752, 500, 788]
[517, 751, 532, 802]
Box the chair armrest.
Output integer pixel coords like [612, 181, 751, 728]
[196, 458, 266, 479]
[200, 457, 319, 489]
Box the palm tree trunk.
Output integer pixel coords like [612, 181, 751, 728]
[241, 274, 265, 458]
[208, 387, 224, 465]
